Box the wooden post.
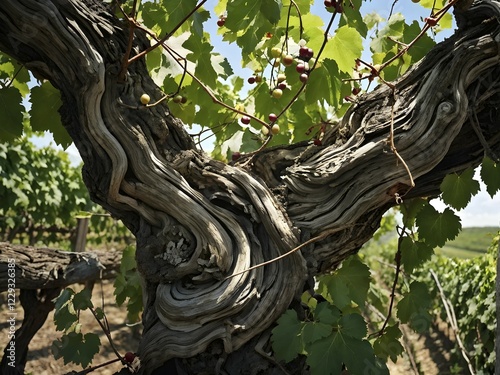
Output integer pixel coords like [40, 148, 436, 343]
[74, 217, 89, 253]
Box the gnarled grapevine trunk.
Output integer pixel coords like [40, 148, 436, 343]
[0, 0, 499, 373]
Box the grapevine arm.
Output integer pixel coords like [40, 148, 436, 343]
[250, 0, 500, 271]
[0, 2, 306, 372]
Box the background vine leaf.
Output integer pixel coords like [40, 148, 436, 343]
[0, 87, 24, 142]
[416, 204, 462, 247]
[440, 168, 480, 210]
[271, 309, 303, 363]
[29, 82, 71, 148]
[480, 157, 500, 197]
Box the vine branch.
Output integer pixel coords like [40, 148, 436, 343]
[430, 269, 476, 375]
[370, 225, 405, 338]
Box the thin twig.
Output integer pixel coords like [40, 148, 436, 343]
[389, 0, 399, 20]
[224, 226, 348, 280]
[399, 324, 421, 375]
[128, 0, 208, 66]
[89, 306, 127, 367]
[290, 0, 304, 39]
[4, 64, 25, 89]
[71, 358, 121, 375]
[164, 45, 269, 129]
[388, 88, 415, 190]
[375, 0, 460, 79]
[370, 226, 404, 338]
[247, 7, 341, 157]
[117, 0, 139, 81]
[429, 269, 476, 375]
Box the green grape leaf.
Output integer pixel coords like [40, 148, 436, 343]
[260, 0, 282, 24]
[416, 204, 461, 247]
[146, 44, 163, 74]
[54, 305, 78, 332]
[0, 61, 15, 79]
[238, 129, 262, 154]
[400, 198, 427, 227]
[72, 288, 94, 311]
[481, 157, 500, 197]
[440, 168, 480, 210]
[124, 272, 144, 323]
[120, 245, 137, 273]
[162, 0, 198, 35]
[302, 321, 333, 344]
[373, 324, 404, 363]
[339, 313, 367, 339]
[113, 274, 127, 306]
[225, 0, 260, 31]
[318, 274, 350, 308]
[0, 87, 24, 141]
[397, 282, 429, 323]
[192, 9, 210, 37]
[54, 288, 75, 311]
[271, 310, 304, 362]
[52, 332, 82, 364]
[420, 0, 447, 9]
[114, 245, 143, 321]
[94, 307, 105, 320]
[52, 332, 100, 368]
[306, 59, 343, 109]
[30, 81, 71, 148]
[371, 13, 405, 54]
[184, 35, 233, 88]
[339, 0, 368, 38]
[307, 333, 388, 375]
[364, 12, 384, 31]
[141, 2, 168, 35]
[292, 0, 311, 14]
[302, 14, 326, 52]
[403, 20, 435, 64]
[438, 13, 453, 30]
[214, 0, 228, 15]
[0, 60, 30, 97]
[224, 0, 275, 57]
[315, 302, 341, 325]
[318, 257, 371, 310]
[397, 281, 432, 332]
[342, 338, 389, 375]
[306, 334, 343, 375]
[79, 333, 101, 368]
[400, 236, 434, 273]
[324, 25, 363, 73]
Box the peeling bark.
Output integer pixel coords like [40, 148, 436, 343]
[0, 0, 499, 373]
[0, 242, 121, 291]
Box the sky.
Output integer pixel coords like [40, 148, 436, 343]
[33, 0, 500, 228]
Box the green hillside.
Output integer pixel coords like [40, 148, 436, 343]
[438, 227, 499, 258]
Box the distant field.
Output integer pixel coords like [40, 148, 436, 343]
[438, 227, 499, 258]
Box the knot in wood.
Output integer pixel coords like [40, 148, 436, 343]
[437, 101, 454, 116]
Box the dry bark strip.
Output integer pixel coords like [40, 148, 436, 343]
[0, 242, 121, 291]
[0, 1, 500, 373]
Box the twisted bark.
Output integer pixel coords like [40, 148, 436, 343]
[0, 0, 499, 373]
